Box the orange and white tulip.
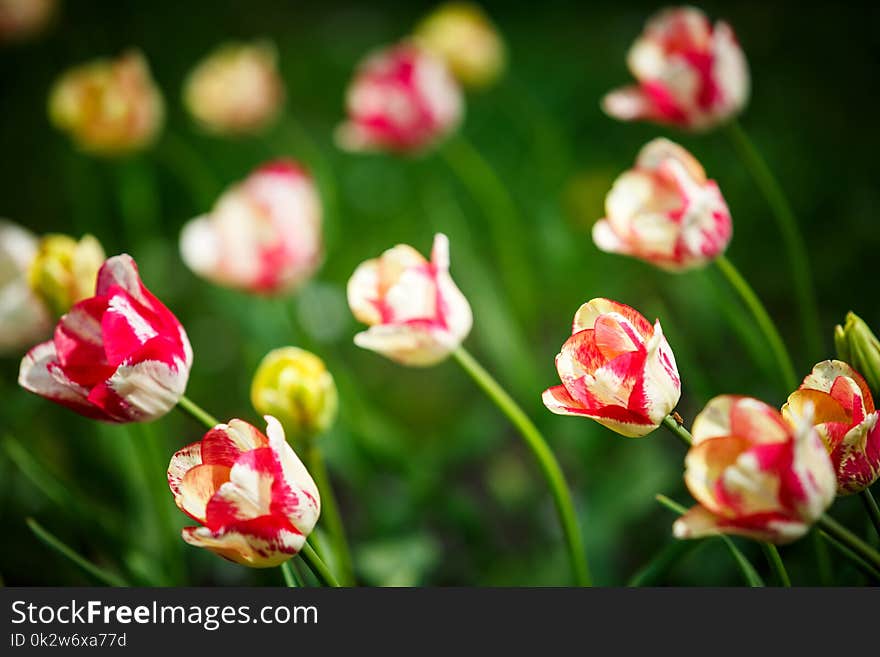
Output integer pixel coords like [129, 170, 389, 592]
[542, 298, 680, 437]
[184, 41, 284, 136]
[603, 6, 749, 131]
[347, 233, 472, 366]
[783, 361, 880, 495]
[337, 41, 463, 153]
[675, 396, 836, 544]
[593, 138, 732, 271]
[48, 50, 164, 156]
[180, 160, 322, 295]
[168, 416, 320, 567]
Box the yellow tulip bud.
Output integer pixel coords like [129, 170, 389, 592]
[414, 2, 506, 89]
[251, 347, 338, 442]
[28, 234, 105, 316]
[834, 311, 880, 395]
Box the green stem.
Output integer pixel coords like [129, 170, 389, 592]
[725, 119, 822, 359]
[306, 445, 356, 586]
[816, 514, 880, 571]
[627, 539, 699, 587]
[299, 541, 340, 587]
[818, 530, 880, 583]
[453, 346, 591, 586]
[27, 518, 128, 587]
[859, 488, 880, 540]
[177, 395, 219, 429]
[280, 560, 304, 587]
[661, 414, 693, 446]
[715, 255, 798, 391]
[760, 543, 791, 587]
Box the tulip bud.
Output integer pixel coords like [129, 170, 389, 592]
[336, 41, 464, 154]
[414, 2, 506, 89]
[542, 298, 681, 437]
[168, 416, 320, 567]
[48, 50, 164, 156]
[27, 234, 105, 316]
[675, 395, 836, 544]
[251, 347, 338, 442]
[593, 138, 732, 271]
[0, 220, 51, 354]
[783, 360, 880, 494]
[180, 160, 323, 295]
[602, 6, 749, 131]
[0, 0, 56, 43]
[183, 40, 284, 136]
[834, 312, 880, 395]
[347, 233, 472, 366]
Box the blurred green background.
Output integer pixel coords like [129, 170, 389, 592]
[1, 0, 878, 586]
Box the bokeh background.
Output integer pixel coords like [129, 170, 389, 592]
[1, 0, 878, 586]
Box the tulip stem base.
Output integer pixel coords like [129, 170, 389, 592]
[176, 395, 219, 430]
[661, 414, 693, 446]
[300, 541, 341, 587]
[725, 119, 822, 360]
[715, 255, 798, 392]
[453, 346, 592, 586]
[859, 488, 880, 540]
[816, 514, 880, 572]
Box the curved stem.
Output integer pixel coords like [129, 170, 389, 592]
[818, 529, 880, 583]
[306, 445, 356, 586]
[816, 514, 880, 572]
[27, 518, 128, 587]
[760, 543, 792, 587]
[661, 414, 693, 446]
[453, 346, 591, 585]
[627, 539, 699, 587]
[725, 120, 822, 359]
[176, 395, 219, 429]
[715, 255, 798, 391]
[858, 488, 880, 541]
[299, 540, 340, 587]
[280, 560, 304, 587]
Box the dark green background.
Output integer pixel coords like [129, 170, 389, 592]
[1, 0, 878, 585]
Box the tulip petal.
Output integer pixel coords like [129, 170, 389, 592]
[572, 298, 653, 337]
[542, 384, 592, 417]
[168, 441, 202, 497]
[182, 519, 302, 568]
[201, 420, 270, 467]
[176, 463, 231, 523]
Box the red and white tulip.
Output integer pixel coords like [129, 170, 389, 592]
[180, 160, 323, 296]
[0, 220, 51, 354]
[542, 298, 680, 437]
[336, 41, 463, 153]
[593, 138, 732, 271]
[675, 396, 836, 544]
[18, 255, 193, 422]
[783, 360, 880, 495]
[602, 6, 749, 131]
[347, 233, 472, 366]
[168, 416, 320, 567]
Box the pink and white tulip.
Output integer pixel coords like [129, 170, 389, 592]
[347, 233, 472, 366]
[602, 6, 749, 131]
[593, 138, 732, 271]
[168, 416, 320, 567]
[0, 220, 51, 354]
[336, 41, 463, 153]
[180, 160, 323, 296]
[675, 396, 836, 544]
[783, 360, 880, 495]
[542, 298, 681, 437]
[18, 255, 193, 422]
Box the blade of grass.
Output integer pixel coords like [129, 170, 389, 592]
[27, 518, 128, 587]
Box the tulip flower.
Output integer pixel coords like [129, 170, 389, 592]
[167, 416, 320, 567]
[251, 347, 338, 442]
[0, 220, 51, 354]
[336, 41, 463, 153]
[28, 233, 105, 317]
[783, 361, 880, 495]
[592, 138, 732, 271]
[347, 233, 472, 366]
[674, 395, 836, 544]
[183, 40, 284, 136]
[414, 2, 506, 89]
[0, 0, 55, 42]
[602, 6, 749, 131]
[18, 255, 193, 422]
[542, 298, 681, 437]
[835, 312, 880, 396]
[180, 160, 323, 295]
[48, 50, 164, 156]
